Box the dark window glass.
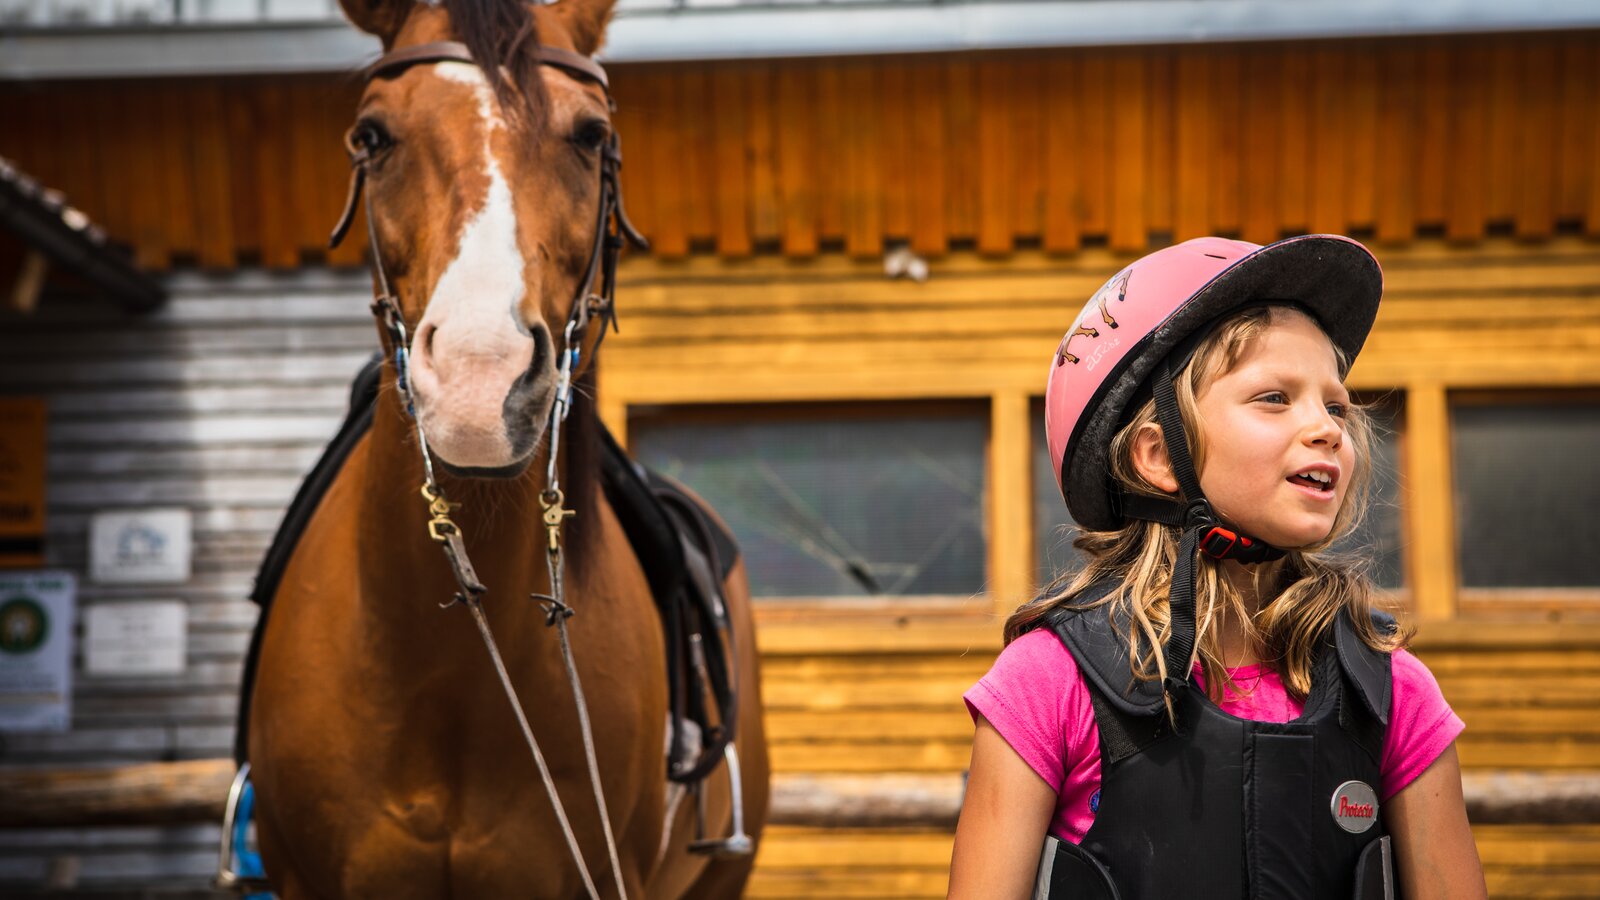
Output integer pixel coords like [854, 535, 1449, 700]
[630, 405, 987, 599]
[1453, 398, 1600, 588]
[1032, 394, 1404, 591]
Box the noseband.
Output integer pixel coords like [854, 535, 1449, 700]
[327, 40, 649, 900]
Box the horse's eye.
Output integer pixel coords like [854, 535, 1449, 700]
[571, 119, 610, 154]
[350, 119, 393, 155]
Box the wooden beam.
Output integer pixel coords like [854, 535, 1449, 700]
[8, 249, 48, 314]
[1404, 383, 1459, 622]
[5, 762, 1599, 830]
[988, 392, 1033, 612]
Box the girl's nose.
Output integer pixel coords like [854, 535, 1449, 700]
[1303, 406, 1343, 447]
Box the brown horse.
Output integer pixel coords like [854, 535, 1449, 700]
[245, 0, 769, 896]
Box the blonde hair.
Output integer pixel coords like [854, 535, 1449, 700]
[1008, 305, 1409, 702]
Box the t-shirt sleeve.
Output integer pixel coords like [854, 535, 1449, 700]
[1380, 648, 1466, 801]
[963, 628, 1093, 792]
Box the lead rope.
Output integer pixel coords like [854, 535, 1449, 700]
[357, 160, 629, 900]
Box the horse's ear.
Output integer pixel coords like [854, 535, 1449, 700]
[339, 0, 413, 44]
[550, 0, 616, 57]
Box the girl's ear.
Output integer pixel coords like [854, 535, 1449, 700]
[551, 0, 617, 57]
[339, 0, 414, 45]
[1130, 423, 1181, 495]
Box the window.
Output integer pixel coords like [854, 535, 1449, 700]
[629, 403, 988, 600]
[1033, 406, 1084, 589]
[1452, 393, 1600, 589]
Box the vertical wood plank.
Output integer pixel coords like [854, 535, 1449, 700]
[1483, 42, 1518, 223]
[1308, 47, 1347, 235]
[711, 67, 752, 257]
[1414, 42, 1451, 229]
[55, 84, 105, 228]
[191, 85, 237, 269]
[288, 80, 328, 263]
[1042, 55, 1080, 253]
[1374, 45, 1417, 245]
[611, 66, 656, 246]
[1077, 51, 1111, 239]
[1447, 42, 1489, 243]
[1515, 38, 1558, 241]
[1144, 51, 1175, 239]
[1589, 44, 1600, 239]
[776, 63, 818, 257]
[256, 84, 298, 269]
[944, 60, 980, 243]
[976, 60, 1014, 256]
[1405, 384, 1459, 622]
[227, 80, 263, 259]
[1010, 58, 1046, 241]
[1276, 45, 1311, 234]
[1173, 48, 1213, 241]
[126, 86, 170, 270]
[1107, 51, 1147, 252]
[878, 61, 913, 241]
[1209, 51, 1242, 235]
[1240, 47, 1280, 245]
[96, 85, 137, 248]
[651, 70, 690, 258]
[842, 61, 881, 259]
[989, 392, 1033, 613]
[1554, 36, 1594, 222]
[744, 64, 783, 245]
[677, 68, 716, 245]
[158, 82, 200, 263]
[599, 393, 628, 450]
[908, 60, 947, 257]
[813, 66, 847, 244]
[1344, 44, 1379, 231]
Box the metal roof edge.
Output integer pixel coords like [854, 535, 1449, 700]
[3, 0, 1598, 80]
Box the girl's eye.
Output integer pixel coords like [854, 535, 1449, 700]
[1257, 392, 1289, 405]
[1326, 403, 1349, 419]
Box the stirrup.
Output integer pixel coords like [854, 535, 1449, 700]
[214, 763, 273, 895]
[688, 742, 754, 858]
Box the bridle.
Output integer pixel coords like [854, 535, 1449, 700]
[328, 39, 647, 900]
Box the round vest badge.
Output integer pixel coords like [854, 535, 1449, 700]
[1330, 780, 1379, 833]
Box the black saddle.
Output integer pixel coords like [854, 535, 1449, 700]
[234, 355, 741, 785]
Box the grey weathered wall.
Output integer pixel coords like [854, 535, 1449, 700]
[0, 268, 373, 892]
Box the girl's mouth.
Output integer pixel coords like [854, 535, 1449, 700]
[1286, 475, 1336, 498]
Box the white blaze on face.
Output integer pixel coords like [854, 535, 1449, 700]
[409, 62, 538, 468]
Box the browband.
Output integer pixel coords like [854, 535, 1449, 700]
[364, 39, 610, 92]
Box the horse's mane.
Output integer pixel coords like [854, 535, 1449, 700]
[442, 0, 546, 128]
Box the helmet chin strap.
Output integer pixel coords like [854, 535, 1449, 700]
[1116, 356, 1285, 705]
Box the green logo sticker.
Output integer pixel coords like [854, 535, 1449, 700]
[0, 596, 49, 654]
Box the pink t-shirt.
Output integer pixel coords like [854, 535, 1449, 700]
[963, 627, 1465, 843]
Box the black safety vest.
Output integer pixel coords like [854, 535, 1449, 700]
[1034, 584, 1397, 900]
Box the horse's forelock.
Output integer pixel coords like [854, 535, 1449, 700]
[442, 0, 545, 130]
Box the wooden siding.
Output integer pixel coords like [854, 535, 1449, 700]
[2, 31, 1599, 279]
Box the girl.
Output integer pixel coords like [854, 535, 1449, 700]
[948, 236, 1485, 900]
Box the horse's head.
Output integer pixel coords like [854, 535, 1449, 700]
[337, 0, 619, 476]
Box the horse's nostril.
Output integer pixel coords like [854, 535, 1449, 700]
[528, 325, 549, 375]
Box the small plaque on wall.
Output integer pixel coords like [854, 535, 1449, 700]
[0, 570, 74, 732]
[89, 509, 192, 585]
[84, 601, 186, 676]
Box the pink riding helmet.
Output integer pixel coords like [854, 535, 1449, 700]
[1045, 234, 1384, 532]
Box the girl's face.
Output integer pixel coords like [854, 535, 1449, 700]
[1193, 310, 1355, 549]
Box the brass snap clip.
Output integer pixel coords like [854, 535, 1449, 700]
[540, 488, 576, 553]
[421, 483, 462, 544]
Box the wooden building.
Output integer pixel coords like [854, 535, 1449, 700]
[1, 7, 1599, 897]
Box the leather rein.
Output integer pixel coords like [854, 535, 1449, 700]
[328, 40, 647, 900]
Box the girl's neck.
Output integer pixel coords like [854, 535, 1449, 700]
[1210, 559, 1284, 669]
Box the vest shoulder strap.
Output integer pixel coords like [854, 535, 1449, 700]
[1335, 607, 1396, 726]
[1043, 580, 1166, 717]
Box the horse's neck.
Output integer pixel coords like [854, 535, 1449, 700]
[354, 392, 562, 663]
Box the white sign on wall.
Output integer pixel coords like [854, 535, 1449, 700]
[90, 508, 192, 584]
[84, 601, 187, 676]
[0, 571, 74, 732]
